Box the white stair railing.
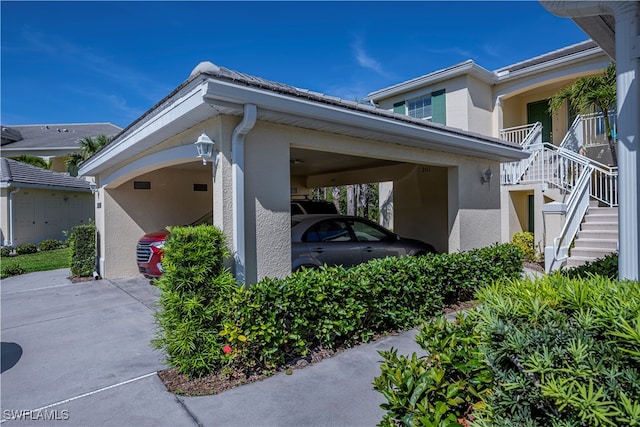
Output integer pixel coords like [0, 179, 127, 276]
[545, 166, 592, 272]
[502, 142, 618, 207]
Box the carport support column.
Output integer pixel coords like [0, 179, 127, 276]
[232, 104, 257, 284]
[614, 2, 640, 281]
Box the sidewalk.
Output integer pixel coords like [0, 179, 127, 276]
[1, 268, 539, 426]
[1, 269, 426, 427]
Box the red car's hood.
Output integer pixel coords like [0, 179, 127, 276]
[140, 230, 170, 241]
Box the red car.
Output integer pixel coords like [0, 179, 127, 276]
[136, 211, 212, 279]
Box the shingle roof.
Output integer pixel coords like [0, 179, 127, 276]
[1, 123, 121, 149]
[0, 157, 91, 191]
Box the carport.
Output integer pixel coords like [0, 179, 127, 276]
[79, 62, 527, 284]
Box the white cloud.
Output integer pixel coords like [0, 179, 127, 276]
[350, 36, 393, 79]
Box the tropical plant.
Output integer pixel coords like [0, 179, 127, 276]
[65, 134, 112, 176]
[548, 62, 617, 166]
[9, 155, 51, 169]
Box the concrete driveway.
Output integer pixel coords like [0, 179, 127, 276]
[1, 269, 426, 427]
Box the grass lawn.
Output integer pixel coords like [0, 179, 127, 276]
[0, 247, 71, 278]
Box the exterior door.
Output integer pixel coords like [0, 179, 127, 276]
[527, 100, 552, 143]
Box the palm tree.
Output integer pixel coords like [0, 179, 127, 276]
[548, 62, 617, 166]
[66, 134, 112, 176]
[10, 155, 52, 169]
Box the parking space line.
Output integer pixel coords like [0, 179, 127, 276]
[0, 372, 157, 424]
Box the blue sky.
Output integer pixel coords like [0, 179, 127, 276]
[2, 1, 590, 128]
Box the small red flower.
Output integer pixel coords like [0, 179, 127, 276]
[222, 345, 232, 354]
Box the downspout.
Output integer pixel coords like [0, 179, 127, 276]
[7, 187, 20, 246]
[232, 104, 257, 284]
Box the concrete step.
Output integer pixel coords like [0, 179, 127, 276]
[577, 230, 618, 240]
[572, 238, 618, 251]
[569, 247, 616, 259]
[583, 214, 618, 224]
[581, 222, 619, 232]
[566, 256, 597, 267]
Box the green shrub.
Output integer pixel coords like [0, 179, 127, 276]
[473, 274, 640, 426]
[16, 243, 37, 255]
[69, 224, 96, 277]
[511, 231, 538, 262]
[38, 239, 65, 252]
[152, 225, 237, 378]
[1, 246, 14, 257]
[1, 263, 25, 278]
[227, 243, 523, 374]
[374, 314, 493, 427]
[564, 251, 618, 280]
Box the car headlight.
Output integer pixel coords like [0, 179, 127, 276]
[150, 240, 165, 249]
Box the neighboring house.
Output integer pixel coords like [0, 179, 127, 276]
[0, 158, 94, 246]
[1, 123, 121, 173]
[366, 39, 619, 270]
[78, 62, 526, 282]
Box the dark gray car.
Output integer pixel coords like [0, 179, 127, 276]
[291, 214, 436, 271]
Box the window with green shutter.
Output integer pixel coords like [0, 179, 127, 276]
[404, 89, 446, 124]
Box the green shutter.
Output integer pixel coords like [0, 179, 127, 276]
[431, 89, 446, 124]
[393, 101, 405, 115]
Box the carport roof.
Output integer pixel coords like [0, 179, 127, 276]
[0, 157, 92, 191]
[80, 62, 527, 176]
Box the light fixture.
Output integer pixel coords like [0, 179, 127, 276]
[481, 167, 494, 185]
[89, 181, 98, 194]
[194, 130, 215, 165]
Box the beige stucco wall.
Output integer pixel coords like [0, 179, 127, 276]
[447, 159, 502, 252]
[393, 165, 449, 253]
[244, 124, 291, 283]
[500, 184, 553, 255]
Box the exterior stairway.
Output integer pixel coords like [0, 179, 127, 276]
[567, 201, 618, 267]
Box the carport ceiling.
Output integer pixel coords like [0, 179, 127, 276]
[157, 148, 400, 177]
[290, 148, 399, 176]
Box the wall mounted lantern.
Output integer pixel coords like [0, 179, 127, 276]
[481, 167, 494, 185]
[89, 181, 98, 194]
[194, 130, 216, 165]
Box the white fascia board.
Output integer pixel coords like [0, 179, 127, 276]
[203, 80, 528, 162]
[79, 81, 209, 176]
[497, 47, 607, 82]
[365, 61, 496, 102]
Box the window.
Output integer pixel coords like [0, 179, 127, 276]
[303, 220, 352, 243]
[349, 220, 391, 242]
[398, 89, 446, 124]
[408, 96, 432, 120]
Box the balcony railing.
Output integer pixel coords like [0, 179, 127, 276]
[560, 111, 618, 152]
[500, 123, 540, 146]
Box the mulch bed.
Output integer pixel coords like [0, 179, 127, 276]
[157, 300, 479, 396]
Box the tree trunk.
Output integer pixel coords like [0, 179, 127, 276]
[603, 113, 618, 167]
[347, 185, 356, 216]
